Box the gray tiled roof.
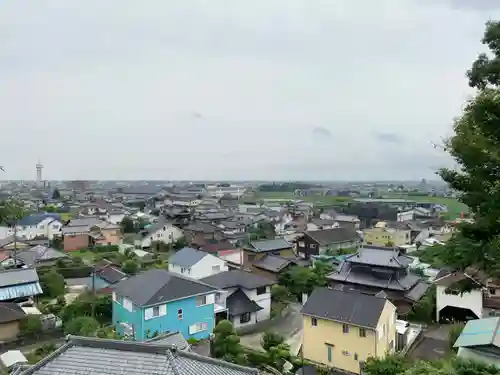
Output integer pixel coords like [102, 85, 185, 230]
[301, 288, 387, 328]
[201, 270, 275, 290]
[0, 268, 39, 287]
[19, 336, 259, 375]
[346, 248, 412, 269]
[113, 269, 218, 307]
[146, 331, 190, 351]
[249, 238, 292, 252]
[169, 247, 209, 267]
[304, 228, 360, 246]
[227, 289, 263, 316]
[16, 245, 67, 266]
[252, 255, 291, 273]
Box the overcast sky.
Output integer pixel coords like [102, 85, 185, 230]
[1, 0, 499, 181]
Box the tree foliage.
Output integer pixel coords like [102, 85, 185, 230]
[437, 20, 500, 282]
[0, 200, 26, 225]
[19, 315, 43, 338]
[61, 294, 112, 324]
[52, 188, 61, 200]
[261, 332, 285, 352]
[212, 320, 246, 365]
[39, 270, 65, 298]
[65, 316, 100, 336]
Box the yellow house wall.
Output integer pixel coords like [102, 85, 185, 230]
[363, 229, 410, 246]
[302, 300, 397, 374]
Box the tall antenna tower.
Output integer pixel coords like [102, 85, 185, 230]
[36, 160, 43, 183]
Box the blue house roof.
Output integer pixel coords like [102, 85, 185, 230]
[18, 213, 61, 226]
[454, 317, 500, 348]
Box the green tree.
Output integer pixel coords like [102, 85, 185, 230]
[65, 316, 100, 336]
[122, 259, 139, 274]
[438, 21, 500, 282]
[39, 270, 65, 298]
[362, 355, 409, 375]
[0, 200, 26, 225]
[278, 266, 317, 298]
[19, 315, 43, 338]
[261, 331, 285, 351]
[120, 217, 135, 233]
[52, 188, 61, 199]
[448, 323, 464, 351]
[212, 320, 246, 364]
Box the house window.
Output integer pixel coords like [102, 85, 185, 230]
[354, 353, 359, 361]
[189, 322, 208, 334]
[197, 295, 207, 306]
[359, 328, 366, 337]
[490, 288, 497, 295]
[123, 298, 133, 312]
[181, 267, 186, 273]
[152, 306, 160, 317]
[311, 317, 317, 327]
[240, 313, 251, 323]
[247, 254, 256, 262]
[342, 324, 349, 333]
[342, 350, 350, 356]
[298, 241, 305, 247]
[188, 268, 191, 275]
[256, 286, 267, 295]
[311, 244, 317, 249]
[212, 265, 221, 273]
[178, 309, 183, 320]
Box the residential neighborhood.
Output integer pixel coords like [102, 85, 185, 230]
[0, 178, 488, 375]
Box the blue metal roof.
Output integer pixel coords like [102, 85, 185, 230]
[0, 282, 43, 301]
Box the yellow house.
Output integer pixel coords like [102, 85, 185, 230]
[301, 288, 397, 374]
[363, 221, 411, 247]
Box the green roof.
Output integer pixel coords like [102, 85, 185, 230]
[454, 317, 500, 348]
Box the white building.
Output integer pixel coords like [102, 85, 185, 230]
[201, 270, 275, 328]
[0, 213, 62, 240]
[134, 222, 183, 249]
[168, 247, 228, 279]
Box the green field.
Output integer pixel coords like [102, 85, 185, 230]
[252, 191, 468, 219]
[252, 191, 352, 204]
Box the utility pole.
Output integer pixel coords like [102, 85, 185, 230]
[91, 265, 96, 318]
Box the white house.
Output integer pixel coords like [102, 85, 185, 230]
[434, 270, 484, 322]
[134, 222, 184, 249]
[201, 270, 275, 328]
[0, 213, 62, 240]
[168, 247, 228, 279]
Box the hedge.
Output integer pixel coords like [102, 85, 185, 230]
[56, 266, 93, 278]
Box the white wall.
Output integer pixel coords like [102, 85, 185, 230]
[190, 254, 228, 279]
[436, 285, 483, 321]
[0, 218, 62, 240]
[137, 225, 183, 248]
[168, 253, 228, 280]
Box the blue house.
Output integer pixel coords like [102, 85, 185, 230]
[112, 269, 219, 341]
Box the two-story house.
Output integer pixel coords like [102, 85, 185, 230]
[201, 270, 275, 328]
[301, 288, 397, 374]
[112, 269, 219, 341]
[363, 221, 412, 247]
[168, 247, 228, 279]
[297, 228, 361, 260]
[0, 213, 62, 241]
[184, 222, 223, 244]
[134, 220, 184, 249]
[327, 246, 429, 316]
